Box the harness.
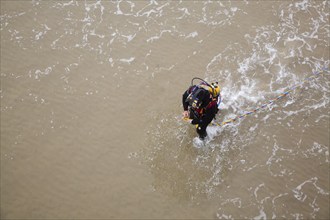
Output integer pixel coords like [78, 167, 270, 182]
[190, 99, 217, 119]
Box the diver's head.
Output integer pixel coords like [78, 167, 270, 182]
[209, 82, 220, 98]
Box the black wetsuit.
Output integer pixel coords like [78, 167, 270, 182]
[182, 86, 218, 139]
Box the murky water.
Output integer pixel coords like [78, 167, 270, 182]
[1, 0, 329, 219]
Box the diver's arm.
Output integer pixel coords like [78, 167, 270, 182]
[182, 90, 190, 111]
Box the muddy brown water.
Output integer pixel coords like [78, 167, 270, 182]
[1, 1, 329, 219]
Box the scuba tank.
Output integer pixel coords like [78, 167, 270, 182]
[187, 77, 222, 108]
[186, 77, 222, 119]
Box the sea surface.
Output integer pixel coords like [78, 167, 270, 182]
[1, 0, 329, 219]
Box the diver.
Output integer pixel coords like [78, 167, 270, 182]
[182, 78, 221, 140]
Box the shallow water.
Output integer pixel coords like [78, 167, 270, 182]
[1, 0, 329, 219]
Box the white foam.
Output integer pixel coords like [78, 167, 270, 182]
[295, 0, 309, 10]
[193, 137, 205, 148]
[205, 126, 221, 143]
[119, 57, 135, 64]
[115, 0, 123, 15]
[32, 67, 52, 79]
[122, 33, 136, 42]
[253, 183, 265, 200]
[147, 30, 172, 43]
[254, 208, 267, 220]
[177, 7, 191, 19]
[185, 31, 198, 39]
